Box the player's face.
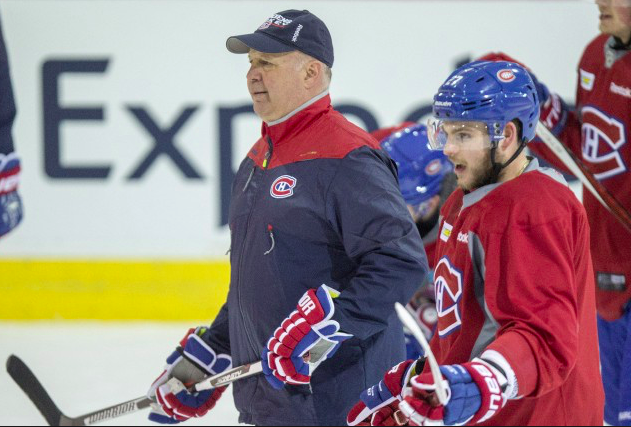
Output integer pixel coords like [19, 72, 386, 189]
[442, 122, 494, 192]
[597, 0, 631, 42]
[246, 50, 310, 122]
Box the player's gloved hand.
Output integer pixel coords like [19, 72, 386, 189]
[477, 52, 568, 135]
[0, 153, 23, 239]
[399, 359, 508, 426]
[347, 359, 422, 426]
[404, 301, 437, 360]
[261, 284, 352, 389]
[147, 327, 232, 424]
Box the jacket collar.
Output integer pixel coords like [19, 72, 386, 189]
[262, 91, 331, 146]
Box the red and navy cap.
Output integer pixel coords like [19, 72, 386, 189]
[226, 10, 334, 68]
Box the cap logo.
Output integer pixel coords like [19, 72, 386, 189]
[271, 175, 297, 199]
[259, 14, 293, 30]
[435, 101, 452, 107]
[497, 69, 516, 83]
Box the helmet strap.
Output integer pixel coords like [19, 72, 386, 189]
[490, 138, 528, 183]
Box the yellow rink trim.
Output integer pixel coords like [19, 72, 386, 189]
[0, 260, 231, 320]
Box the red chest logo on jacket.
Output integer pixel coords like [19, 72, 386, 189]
[270, 175, 297, 199]
[434, 256, 463, 337]
[581, 106, 627, 180]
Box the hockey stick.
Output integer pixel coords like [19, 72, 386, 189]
[536, 122, 631, 233]
[394, 302, 448, 405]
[6, 354, 262, 426]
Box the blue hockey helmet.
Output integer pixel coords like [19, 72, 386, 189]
[380, 124, 454, 207]
[428, 60, 540, 150]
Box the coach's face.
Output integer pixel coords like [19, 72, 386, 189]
[247, 49, 310, 122]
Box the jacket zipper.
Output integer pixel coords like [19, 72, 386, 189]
[236, 136, 274, 356]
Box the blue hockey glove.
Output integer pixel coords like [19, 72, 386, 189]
[347, 359, 421, 426]
[399, 359, 509, 426]
[261, 284, 352, 389]
[147, 327, 232, 424]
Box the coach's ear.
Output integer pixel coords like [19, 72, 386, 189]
[303, 59, 325, 90]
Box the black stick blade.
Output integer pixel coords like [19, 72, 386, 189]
[6, 355, 63, 426]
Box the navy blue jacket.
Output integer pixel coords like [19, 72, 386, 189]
[0, 11, 16, 154]
[207, 93, 428, 425]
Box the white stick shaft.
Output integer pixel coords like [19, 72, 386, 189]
[395, 302, 448, 405]
[194, 361, 263, 391]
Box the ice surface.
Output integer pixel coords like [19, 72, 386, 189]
[0, 322, 241, 426]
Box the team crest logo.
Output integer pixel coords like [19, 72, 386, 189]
[581, 106, 627, 180]
[434, 257, 464, 337]
[497, 69, 516, 83]
[425, 159, 442, 176]
[259, 14, 293, 30]
[270, 175, 297, 199]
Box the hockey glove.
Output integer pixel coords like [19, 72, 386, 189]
[0, 153, 22, 239]
[399, 359, 509, 426]
[147, 327, 232, 424]
[347, 359, 421, 426]
[477, 51, 568, 136]
[261, 284, 352, 389]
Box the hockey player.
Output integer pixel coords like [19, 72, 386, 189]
[346, 60, 604, 426]
[146, 9, 428, 426]
[0, 9, 23, 239]
[377, 124, 457, 359]
[482, 2, 631, 424]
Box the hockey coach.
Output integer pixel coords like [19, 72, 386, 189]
[146, 9, 429, 426]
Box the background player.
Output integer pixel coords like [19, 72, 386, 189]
[0, 8, 23, 240]
[376, 124, 457, 359]
[347, 60, 604, 426]
[483, 1, 631, 424]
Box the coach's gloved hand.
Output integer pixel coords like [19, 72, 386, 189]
[478, 52, 568, 135]
[261, 284, 352, 389]
[0, 153, 23, 239]
[399, 359, 508, 426]
[147, 327, 232, 424]
[347, 359, 422, 426]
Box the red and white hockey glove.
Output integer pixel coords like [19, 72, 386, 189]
[0, 153, 23, 239]
[347, 359, 421, 426]
[261, 284, 352, 389]
[399, 358, 511, 426]
[147, 327, 232, 424]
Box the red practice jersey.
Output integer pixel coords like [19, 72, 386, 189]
[426, 159, 603, 425]
[530, 35, 631, 320]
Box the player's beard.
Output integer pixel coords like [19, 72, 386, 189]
[458, 150, 495, 193]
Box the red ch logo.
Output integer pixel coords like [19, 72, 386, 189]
[434, 256, 464, 337]
[497, 69, 516, 83]
[270, 175, 297, 199]
[581, 106, 627, 180]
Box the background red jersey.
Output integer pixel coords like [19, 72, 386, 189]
[530, 34, 631, 320]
